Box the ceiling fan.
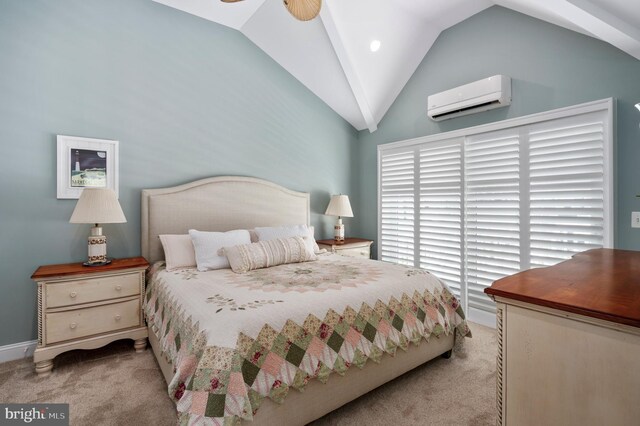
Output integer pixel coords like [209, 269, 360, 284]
[221, 0, 322, 22]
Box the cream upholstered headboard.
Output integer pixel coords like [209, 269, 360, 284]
[141, 176, 310, 263]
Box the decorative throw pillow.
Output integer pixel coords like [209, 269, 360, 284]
[254, 224, 320, 255]
[159, 234, 196, 271]
[223, 236, 317, 273]
[189, 229, 251, 271]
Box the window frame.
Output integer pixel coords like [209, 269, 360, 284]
[377, 98, 614, 326]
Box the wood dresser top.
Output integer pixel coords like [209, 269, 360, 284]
[485, 249, 640, 328]
[32, 257, 149, 280]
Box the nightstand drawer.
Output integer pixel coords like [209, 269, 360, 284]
[46, 298, 140, 344]
[336, 246, 371, 258]
[46, 272, 140, 308]
[316, 238, 373, 260]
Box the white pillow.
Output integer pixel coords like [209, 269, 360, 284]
[189, 229, 251, 271]
[254, 224, 320, 255]
[159, 234, 196, 271]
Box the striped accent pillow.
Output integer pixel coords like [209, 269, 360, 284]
[223, 236, 317, 273]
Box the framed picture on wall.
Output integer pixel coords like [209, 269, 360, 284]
[56, 135, 119, 199]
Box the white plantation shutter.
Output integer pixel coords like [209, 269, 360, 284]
[465, 131, 521, 312]
[379, 101, 612, 320]
[528, 112, 606, 268]
[419, 141, 463, 299]
[379, 149, 415, 266]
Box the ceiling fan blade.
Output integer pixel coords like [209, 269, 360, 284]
[283, 0, 322, 21]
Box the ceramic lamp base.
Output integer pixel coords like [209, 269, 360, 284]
[334, 218, 345, 242]
[87, 225, 108, 264]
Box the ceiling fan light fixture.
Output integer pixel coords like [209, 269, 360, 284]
[283, 0, 322, 21]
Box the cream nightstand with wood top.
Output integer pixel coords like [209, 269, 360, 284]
[316, 238, 373, 259]
[31, 257, 149, 377]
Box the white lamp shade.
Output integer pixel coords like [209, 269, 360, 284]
[325, 194, 354, 217]
[70, 188, 127, 224]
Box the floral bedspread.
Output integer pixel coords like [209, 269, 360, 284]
[144, 253, 471, 425]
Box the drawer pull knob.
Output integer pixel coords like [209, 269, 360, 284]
[115, 314, 121, 321]
[115, 285, 122, 291]
[69, 292, 77, 298]
[69, 322, 77, 330]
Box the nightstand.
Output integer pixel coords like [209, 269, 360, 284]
[316, 238, 373, 259]
[31, 257, 149, 377]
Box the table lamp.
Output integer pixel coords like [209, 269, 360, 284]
[325, 194, 353, 242]
[70, 188, 127, 266]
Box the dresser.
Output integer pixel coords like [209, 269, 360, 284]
[31, 257, 149, 377]
[316, 238, 373, 259]
[485, 249, 640, 426]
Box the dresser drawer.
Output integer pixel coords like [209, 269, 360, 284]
[46, 272, 140, 308]
[336, 246, 371, 258]
[45, 299, 140, 344]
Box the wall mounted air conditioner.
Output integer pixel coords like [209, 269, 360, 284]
[428, 75, 511, 121]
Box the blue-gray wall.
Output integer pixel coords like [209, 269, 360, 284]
[353, 6, 640, 255]
[0, 0, 357, 346]
[2, 3, 640, 349]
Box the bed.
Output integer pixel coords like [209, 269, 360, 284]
[141, 176, 471, 425]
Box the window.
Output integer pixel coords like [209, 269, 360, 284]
[379, 150, 415, 266]
[378, 100, 613, 324]
[465, 129, 521, 313]
[419, 142, 463, 299]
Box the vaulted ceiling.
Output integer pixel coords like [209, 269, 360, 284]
[152, 0, 640, 132]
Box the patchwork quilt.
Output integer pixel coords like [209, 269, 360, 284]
[144, 253, 471, 425]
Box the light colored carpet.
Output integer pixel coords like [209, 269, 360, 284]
[0, 322, 496, 425]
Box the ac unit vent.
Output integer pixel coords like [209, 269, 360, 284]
[430, 100, 503, 120]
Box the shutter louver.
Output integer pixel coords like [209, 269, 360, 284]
[419, 142, 463, 298]
[528, 113, 605, 268]
[380, 150, 415, 266]
[465, 132, 521, 313]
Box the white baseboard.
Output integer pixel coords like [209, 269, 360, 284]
[468, 307, 496, 329]
[0, 340, 37, 363]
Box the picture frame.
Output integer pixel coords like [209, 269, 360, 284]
[56, 135, 119, 199]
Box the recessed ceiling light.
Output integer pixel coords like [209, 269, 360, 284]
[370, 40, 381, 52]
